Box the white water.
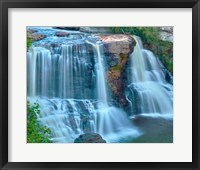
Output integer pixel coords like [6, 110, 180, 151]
[28, 97, 141, 143]
[127, 36, 173, 116]
[86, 41, 108, 106]
[27, 28, 172, 143]
[27, 31, 141, 143]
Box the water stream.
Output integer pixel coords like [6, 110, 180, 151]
[27, 27, 173, 143]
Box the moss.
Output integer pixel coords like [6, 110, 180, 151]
[27, 37, 32, 49]
[110, 53, 127, 71]
[111, 65, 121, 71]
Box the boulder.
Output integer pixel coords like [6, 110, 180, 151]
[74, 133, 106, 143]
[55, 31, 69, 37]
[97, 34, 135, 55]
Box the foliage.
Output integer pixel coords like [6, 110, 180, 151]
[110, 27, 173, 74]
[158, 40, 173, 73]
[111, 27, 159, 46]
[27, 101, 52, 143]
[27, 37, 32, 49]
[111, 64, 121, 71]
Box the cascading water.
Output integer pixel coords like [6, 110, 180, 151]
[126, 36, 173, 119]
[27, 27, 141, 143]
[86, 41, 108, 106]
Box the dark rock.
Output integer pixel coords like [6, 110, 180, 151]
[53, 27, 80, 31]
[74, 133, 106, 143]
[55, 31, 69, 37]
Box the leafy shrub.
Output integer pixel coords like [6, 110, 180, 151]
[27, 101, 52, 143]
[27, 37, 32, 49]
[111, 27, 159, 46]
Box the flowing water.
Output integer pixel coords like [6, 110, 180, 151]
[126, 36, 173, 118]
[27, 27, 173, 143]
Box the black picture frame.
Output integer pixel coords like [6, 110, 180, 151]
[0, 0, 199, 169]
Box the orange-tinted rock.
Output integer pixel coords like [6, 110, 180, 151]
[27, 32, 46, 41]
[97, 34, 135, 55]
[96, 34, 135, 108]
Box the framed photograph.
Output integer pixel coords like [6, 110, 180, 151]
[0, 0, 199, 169]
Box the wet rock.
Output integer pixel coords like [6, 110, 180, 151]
[55, 31, 69, 37]
[27, 32, 46, 41]
[74, 133, 106, 143]
[27, 29, 38, 34]
[53, 27, 80, 31]
[68, 116, 77, 130]
[79, 27, 111, 33]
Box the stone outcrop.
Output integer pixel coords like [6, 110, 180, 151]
[27, 29, 46, 42]
[74, 133, 106, 143]
[158, 26, 173, 42]
[96, 34, 135, 108]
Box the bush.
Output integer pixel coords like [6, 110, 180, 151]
[111, 27, 159, 46]
[27, 37, 32, 49]
[27, 101, 52, 143]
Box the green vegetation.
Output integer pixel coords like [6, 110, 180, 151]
[110, 27, 173, 74]
[27, 101, 52, 143]
[110, 53, 127, 71]
[111, 64, 121, 71]
[27, 37, 32, 49]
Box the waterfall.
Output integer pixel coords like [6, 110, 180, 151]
[27, 43, 95, 99]
[86, 41, 108, 106]
[127, 36, 173, 117]
[28, 97, 140, 143]
[27, 27, 173, 143]
[95, 43, 108, 106]
[27, 31, 141, 143]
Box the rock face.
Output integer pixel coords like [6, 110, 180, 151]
[96, 34, 135, 108]
[55, 31, 69, 37]
[27, 29, 46, 41]
[27, 29, 38, 34]
[74, 133, 106, 143]
[98, 34, 135, 55]
[158, 26, 173, 42]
